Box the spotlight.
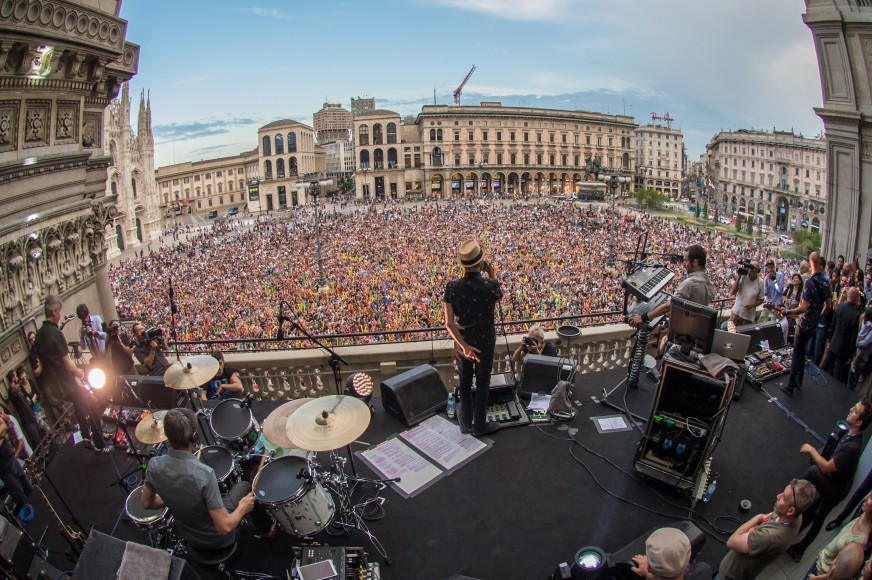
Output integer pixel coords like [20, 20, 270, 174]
[571, 546, 608, 579]
[345, 372, 374, 411]
[87, 368, 106, 390]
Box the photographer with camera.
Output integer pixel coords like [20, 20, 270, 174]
[131, 322, 172, 376]
[76, 304, 106, 359]
[105, 320, 136, 376]
[511, 325, 557, 366]
[729, 259, 765, 327]
[759, 259, 785, 322]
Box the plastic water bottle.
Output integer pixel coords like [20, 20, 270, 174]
[446, 393, 455, 418]
[703, 478, 717, 502]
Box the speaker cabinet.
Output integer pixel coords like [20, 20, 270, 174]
[118, 375, 179, 410]
[518, 354, 575, 396]
[380, 364, 446, 427]
[735, 320, 785, 352]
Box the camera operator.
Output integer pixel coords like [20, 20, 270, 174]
[511, 325, 557, 366]
[131, 322, 172, 376]
[759, 259, 785, 322]
[75, 304, 106, 359]
[729, 259, 765, 327]
[104, 320, 136, 376]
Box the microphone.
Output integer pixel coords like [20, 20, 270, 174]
[669, 253, 683, 264]
[277, 301, 285, 340]
[242, 391, 255, 409]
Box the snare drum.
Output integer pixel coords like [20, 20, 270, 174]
[254, 456, 334, 537]
[197, 445, 240, 495]
[125, 485, 172, 530]
[210, 398, 261, 454]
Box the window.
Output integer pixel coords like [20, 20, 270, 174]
[608, 137, 613, 147]
[262, 136, 271, 156]
[496, 131, 502, 141]
[510, 153, 516, 164]
[497, 153, 503, 164]
[288, 132, 297, 153]
[524, 153, 530, 165]
[388, 123, 398, 144]
[549, 133, 555, 143]
[510, 131, 516, 141]
[205, 173, 211, 179]
[454, 131, 460, 141]
[183, 176, 190, 184]
[172, 178, 179, 186]
[468, 154, 475, 165]
[468, 131, 474, 141]
[218, 183, 223, 193]
[359, 125, 369, 146]
[574, 135, 579, 145]
[194, 175, 200, 182]
[537, 154, 543, 165]
[276, 158, 285, 178]
[562, 154, 567, 165]
[359, 150, 370, 169]
[574, 155, 580, 166]
[524, 132, 529, 142]
[482, 153, 489, 164]
[373, 124, 383, 145]
[586, 135, 591, 145]
[562, 134, 567, 144]
[275, 134, 284, 155]
[263, 161, 272, 179]
[430, 129, 436, 141]
[537, 133, 542, 143]
[597, 136, 602, 146]
[454, 153, 461, 165]
[482, 130, 488, 141]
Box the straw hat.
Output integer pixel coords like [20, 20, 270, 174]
[457, 239, 484, 268]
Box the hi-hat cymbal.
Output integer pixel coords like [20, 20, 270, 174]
[286, 395, 371, 452]
[135, 410, 168, 444]
[262, 398, 315, 448]
[164, 355, 220, 390]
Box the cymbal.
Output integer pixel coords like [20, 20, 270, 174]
[164, 355, 220, 390]
[261, 398, 315, 448]
[286, 395, 371, 452]
[135, 410, 168, 444]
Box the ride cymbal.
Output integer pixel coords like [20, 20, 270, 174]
[286, 395, 371, 452]
[135, 410, 168, 444]
[164, 355, 220, 390]
[261, 398, 315, 448]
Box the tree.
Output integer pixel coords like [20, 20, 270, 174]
[703, 200, 709, 221]
[735, 213, 744, 232]
[746, 215, 754, 236]
[793, 230, 822, 257]
[714, 205, 720, 224]
[337, 176, 355, 192]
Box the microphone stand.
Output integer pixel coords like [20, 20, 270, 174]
[286, 318, 359, 477]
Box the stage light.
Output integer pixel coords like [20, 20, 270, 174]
[345, 372, 374, 411]
[571, 546, 607, 579]
[87, 368, 106, 389]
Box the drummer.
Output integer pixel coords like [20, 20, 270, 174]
[201, 350, 243, 401]
[140, 408, 275, 546]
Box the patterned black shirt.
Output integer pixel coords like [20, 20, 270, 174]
[444, 272, 503, 349]
[798, 271, 832, 332]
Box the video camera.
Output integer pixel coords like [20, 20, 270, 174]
[145, 328, 164, 341]
[736, 259, 754, 276]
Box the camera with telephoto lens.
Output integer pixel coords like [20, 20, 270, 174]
[522, 336, 539, 348]
[145, 328, 164, 341]
[736, 259, 754, 276]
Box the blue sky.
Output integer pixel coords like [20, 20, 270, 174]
[120, 0, 823, 169]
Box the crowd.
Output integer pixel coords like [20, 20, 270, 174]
[108, 200, 775, 349]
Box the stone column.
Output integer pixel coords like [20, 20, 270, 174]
[94, 262, 118, 322]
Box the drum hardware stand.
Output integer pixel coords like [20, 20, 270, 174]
[320, 452, 396, 566]
[108, 379, 160, 493]
[287, 317, 360, 477]
[187, 388, 217, 446]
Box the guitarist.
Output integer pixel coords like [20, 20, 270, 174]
[776, 251, 832, 397]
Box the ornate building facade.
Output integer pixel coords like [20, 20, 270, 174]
[804, 0, 872, 261]
[704, 129, 827, 233]
[104, 82, 160, 258]
[0, 0, 139, 385]
[634, 124, 685, 198]
[353, 103, 636, 200]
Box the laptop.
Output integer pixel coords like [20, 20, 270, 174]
[710, 330, 752, 362]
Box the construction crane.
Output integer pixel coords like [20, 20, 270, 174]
[453, 65, 476, 106]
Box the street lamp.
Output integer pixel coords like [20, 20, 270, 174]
[296, 175, 333, 287]
[360, 166, 369, 199]
[597, 172, 631, 267]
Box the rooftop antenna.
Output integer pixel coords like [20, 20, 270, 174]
[434, 86, 436, 105]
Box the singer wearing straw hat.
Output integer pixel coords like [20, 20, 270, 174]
[443, 239, 503, 437]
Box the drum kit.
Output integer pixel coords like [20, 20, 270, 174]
[123, 355, 395, 555]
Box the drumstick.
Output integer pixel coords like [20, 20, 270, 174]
[252, 453, 268, 491]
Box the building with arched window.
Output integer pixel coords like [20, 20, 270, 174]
[253, 120, 322, 212]
[704, 130, 827, 234]
[104, 83, 161, 258]
[353, 102, 636, 200]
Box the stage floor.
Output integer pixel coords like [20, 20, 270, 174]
[22, 363, 860, 579]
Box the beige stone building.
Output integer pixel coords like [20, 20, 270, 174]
[313, 102, 351, 144]
[353, 103, 636, 200]
[635, 124, 685, 198]
[705, 129, 827, 233]
[155, 152, 257, 218]
[0, 0, 139, 380]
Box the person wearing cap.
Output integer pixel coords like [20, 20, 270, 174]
[718, 478, 816, 579]
[631, 527, 710, 580]
[759, 259, 784, 322]
[443, 239, 503, 437]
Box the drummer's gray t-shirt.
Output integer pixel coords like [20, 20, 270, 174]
[144, 448, 233, 548]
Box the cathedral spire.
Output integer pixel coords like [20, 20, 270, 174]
[146, 90, 152, 137]
[137, 89, 146, 138]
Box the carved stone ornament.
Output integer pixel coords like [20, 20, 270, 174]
[55, 100, 79, 142]
[0, 100, 17, 151]
[864, 143, 872, 163]
[82, 111, 101, 148]
[24, 99, 50, 146]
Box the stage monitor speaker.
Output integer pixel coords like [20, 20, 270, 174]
[734, 320, 785, 353]
[380, 364, 446, 427]
[519, 354, 576, 396]
[118, 375, 179, 410]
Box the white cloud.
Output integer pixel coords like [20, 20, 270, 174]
[424, 0, 571, 21]
[249, 7, 287, 19]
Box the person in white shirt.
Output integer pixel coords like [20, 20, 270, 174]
[730, 260, 765, 327]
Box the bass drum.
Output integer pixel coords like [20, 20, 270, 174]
[254, 456, 334, 537]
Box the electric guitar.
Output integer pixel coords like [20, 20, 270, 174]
[762, 302, 799, 319]
[25, 461, 86, 553]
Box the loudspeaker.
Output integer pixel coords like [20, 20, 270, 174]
[380, 364, 446, 427]
[519, 354, 576, 396]
[735, 320, 785, 353]
[118, 375, 179, 409]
